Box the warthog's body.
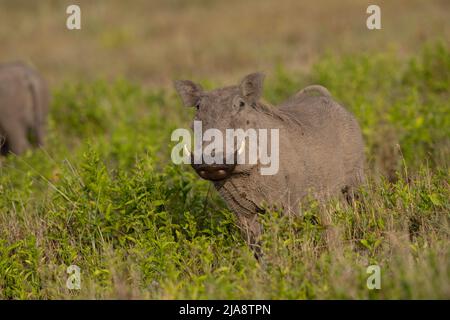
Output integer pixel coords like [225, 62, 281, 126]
[0, 62, 49, 155]
[175, 73, 364, 249]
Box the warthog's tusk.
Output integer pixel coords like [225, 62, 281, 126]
[237, 139, 246, 156]
[183, 144, 191, 157]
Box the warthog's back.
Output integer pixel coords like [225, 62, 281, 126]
[279, 88, 365, 196]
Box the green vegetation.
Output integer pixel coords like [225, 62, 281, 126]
[0, 43, 449, 299]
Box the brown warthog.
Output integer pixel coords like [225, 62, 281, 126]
[0, 62, 49, 155]
[175, 73, 364, 251]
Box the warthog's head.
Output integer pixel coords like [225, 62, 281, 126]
[174, 73, 268, 181]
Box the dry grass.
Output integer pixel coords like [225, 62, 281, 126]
[0, 0, 448, 86]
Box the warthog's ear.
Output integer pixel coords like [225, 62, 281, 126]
[239, 72, 265, 103]
[174, 80, 203, 107]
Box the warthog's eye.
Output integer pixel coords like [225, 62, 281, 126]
[232, 96, 246, 113]
[195, 103, 200, 110]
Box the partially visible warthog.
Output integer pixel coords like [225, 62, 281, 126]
[0, 62, 49, 155]
[175, 73, 365, 251]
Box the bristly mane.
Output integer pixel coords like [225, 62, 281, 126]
[254, 99, 304, 128]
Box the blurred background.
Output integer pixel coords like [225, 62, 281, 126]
[1, 0, 448, 86]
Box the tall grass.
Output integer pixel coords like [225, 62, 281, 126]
[0, 43, 449, 299]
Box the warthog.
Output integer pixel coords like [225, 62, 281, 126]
[0, 62, 49, 155]
[175, 73, 364, 251]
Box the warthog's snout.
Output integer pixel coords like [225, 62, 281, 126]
[187, 140, 245, 181]
[193, 163, 236, 181]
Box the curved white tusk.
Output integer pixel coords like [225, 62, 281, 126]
[183, 144, 191, 156]
[237, 139, 246, 155]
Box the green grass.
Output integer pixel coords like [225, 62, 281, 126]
[0, 42, 449, 299]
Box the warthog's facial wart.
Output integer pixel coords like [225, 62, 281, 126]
[171, 123, 280, 180]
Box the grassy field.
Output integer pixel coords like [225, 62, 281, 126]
[0, 1, 449, 299]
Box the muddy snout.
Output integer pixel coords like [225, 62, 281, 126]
[192, 163, 236, 181]
[190, 148, 239, 181]
[186, 139, 246, 181]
